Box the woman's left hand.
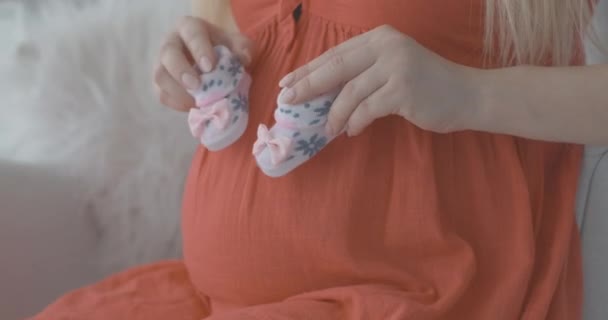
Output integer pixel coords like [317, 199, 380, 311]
[278, 25, 481, 136]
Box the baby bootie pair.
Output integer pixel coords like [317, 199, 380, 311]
[187, 45, 340, 177]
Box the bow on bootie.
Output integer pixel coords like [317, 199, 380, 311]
[252, 124, 293, 165]
[188, 99, 230, 137]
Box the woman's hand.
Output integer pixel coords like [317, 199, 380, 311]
[154, 16, 253, 111]
[278, 25, 481, 136]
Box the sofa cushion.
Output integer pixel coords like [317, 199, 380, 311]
[577, 146, 608, 320]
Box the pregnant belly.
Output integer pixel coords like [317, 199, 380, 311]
[178, 116, 476, 309]
[182, 194, 359, 306]
[183, 223, 343, 306]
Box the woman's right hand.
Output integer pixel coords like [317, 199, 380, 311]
[154, 16, 253, 112]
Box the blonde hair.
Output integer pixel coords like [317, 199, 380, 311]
[485, 0, 596, 66]
[195, 0, 596, 66]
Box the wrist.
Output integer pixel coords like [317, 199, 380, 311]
[465, 65, 522, 134]
[458, 65, 496, 133]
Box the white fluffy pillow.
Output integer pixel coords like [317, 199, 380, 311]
[0, 0, 194, 272]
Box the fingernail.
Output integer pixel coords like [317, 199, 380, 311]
[241, 52, 252, 65]
[280, 88, 295, 103]
[199, 56, 213, 73]
[279, 73, 295, 88]
[182, 73, 200, 90]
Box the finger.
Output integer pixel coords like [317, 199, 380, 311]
[279, 32, 372, 87]
[156, 86, 192, 112]
[154, 65, 195, 111]
[326, 66, 386, 135]
[345, 83, 394, 136]
[177, 16, 216, 72]
[227, 34, 255, 66]
[154, 62, 196, 102]
[280, 48, 375, 105]
[160, 32, 201, 90]
[209, 26, 254, 66]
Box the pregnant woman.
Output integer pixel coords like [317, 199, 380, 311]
[33, 0, 607, 319]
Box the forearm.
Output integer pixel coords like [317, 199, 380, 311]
[472, 64, 608, 145]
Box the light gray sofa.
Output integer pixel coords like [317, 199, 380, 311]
[578, 147, 608, 319]
[579, 1, 608, 318]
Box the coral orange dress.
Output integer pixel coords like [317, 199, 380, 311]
[32, 0, 585, 319]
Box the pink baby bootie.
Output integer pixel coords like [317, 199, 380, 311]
[252, 88, 341, 177]
[187, 45, 252, 151]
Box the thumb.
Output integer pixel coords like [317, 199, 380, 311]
[226, 33, 255, 66]
[207, 22, 254, 66]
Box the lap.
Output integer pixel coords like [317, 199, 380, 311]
[30, 260, 208, 320]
